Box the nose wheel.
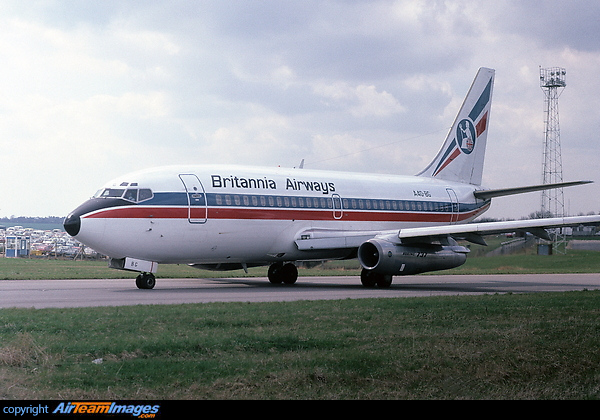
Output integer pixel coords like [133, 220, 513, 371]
[136, 272, 156, 289]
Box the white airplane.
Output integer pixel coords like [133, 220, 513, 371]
[64, 67, 600, 289]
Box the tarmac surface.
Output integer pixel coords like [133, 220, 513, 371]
[0, 273, 599, 309]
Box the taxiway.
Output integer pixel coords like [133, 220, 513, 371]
[0, 273, 598, 309]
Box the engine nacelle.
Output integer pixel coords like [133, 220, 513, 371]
[357, 239, 468, 276]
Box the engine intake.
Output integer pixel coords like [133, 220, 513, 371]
[358, 238, 468, 276]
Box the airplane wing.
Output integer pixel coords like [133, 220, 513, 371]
[397, 215, 600, 245]
[295, 214, 600, 250]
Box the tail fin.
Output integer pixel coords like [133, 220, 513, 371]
[417, 67, 495, 185]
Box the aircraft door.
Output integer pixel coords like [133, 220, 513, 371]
[179, 174, 208, 224]
[446, 188, 459, 224]
[332, 194, 343, 219]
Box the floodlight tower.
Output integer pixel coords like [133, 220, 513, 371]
[539, 66, 567, 253]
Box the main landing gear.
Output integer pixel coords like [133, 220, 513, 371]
[360, 268, 393, 288]
[266, 264, 393, 288]
[268, 262, 298, 285]
[136, 272, 156, 289]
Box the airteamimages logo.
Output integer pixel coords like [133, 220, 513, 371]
[52, 402, 160, 418]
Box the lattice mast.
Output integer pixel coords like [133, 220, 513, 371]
[539, 66, 567, 252]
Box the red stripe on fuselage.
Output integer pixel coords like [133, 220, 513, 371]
[85, 207, 189, 219]
[83, 204, 489, 223]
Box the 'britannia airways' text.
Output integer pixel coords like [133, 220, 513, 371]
[211, 175, 336, 195]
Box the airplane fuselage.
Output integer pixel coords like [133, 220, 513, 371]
[65, 164, 491, 267]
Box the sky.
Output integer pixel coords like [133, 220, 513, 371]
[0, 0, 599, 220]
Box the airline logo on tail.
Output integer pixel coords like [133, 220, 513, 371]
[432, 78, 492, 177]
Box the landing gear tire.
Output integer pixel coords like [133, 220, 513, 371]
[268, 262, 298, 285]
[268, 263, 283, 284]
[136, 272, 156, 289]
[280, 263, 298, 284]
[360, 269, 392, 288]
[376, 274, 393, 288]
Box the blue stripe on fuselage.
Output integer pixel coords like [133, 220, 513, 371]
[139, 192, 489, 215]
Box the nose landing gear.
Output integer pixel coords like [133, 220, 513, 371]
[136, 272, 156, 289]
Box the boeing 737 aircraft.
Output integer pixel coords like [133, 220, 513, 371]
[64, 68, 600, 289]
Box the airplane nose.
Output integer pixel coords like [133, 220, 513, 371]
[64, 197, 130, 238]
[63, 213, 81, 236]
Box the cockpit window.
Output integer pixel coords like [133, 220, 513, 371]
[95, 188, 153, 203]
[138, 189, 153, 201]
[124, 189, 138, 201]
[99, 188, 125, 198]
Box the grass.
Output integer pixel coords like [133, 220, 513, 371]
[1, 249, 599, 399]
[446, 250, 600, 274]
[1, 291, 600, 399]
[0, 258, 196, 280]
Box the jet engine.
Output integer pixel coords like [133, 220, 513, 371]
[357, 238, 469, 276]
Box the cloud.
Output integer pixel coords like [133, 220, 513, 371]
[0, 0, 598, 220]
[313, 82, 406, 117]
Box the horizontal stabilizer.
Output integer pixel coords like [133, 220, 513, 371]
[473, 180, 592, 200]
